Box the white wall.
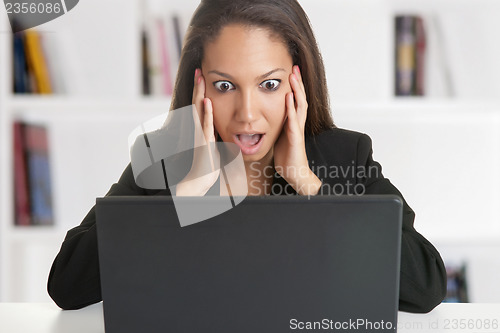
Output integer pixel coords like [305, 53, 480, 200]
[2, 0, 500, 303]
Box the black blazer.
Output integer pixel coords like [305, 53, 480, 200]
[47, 127, 447, 312]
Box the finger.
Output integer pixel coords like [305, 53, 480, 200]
[289, 72, 308, 126]
[285, 92, 300, 134]
[291, 67, 306, 104]
[192, 68, 206, 124]
[203, 98, 216, 143]
[203, 98, 218, 171]
[294, 65, 306, 92]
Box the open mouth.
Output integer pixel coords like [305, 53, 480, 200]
[234, 133, 265, 155]
[237, 134, 263, 146]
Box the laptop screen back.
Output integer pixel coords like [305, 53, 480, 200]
[96, 195, 402, 333]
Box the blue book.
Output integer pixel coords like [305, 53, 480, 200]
[13, 32, 29, 93]
[24, 124, 54, 225]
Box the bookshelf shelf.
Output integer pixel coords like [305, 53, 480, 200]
[1, 0, 500, 303]
[7, 97, 171, 120]
[8, 95, 172, 107]
[8, 226, 65, 243]
[334, 99, 500, 112]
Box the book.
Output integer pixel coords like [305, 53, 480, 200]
[395, 15, 426, 96]
[23, 29, 53, 94]
[13, 122, 31, 226]
[444, 264, 469, 303]
[141, 26, 151, 95]
[157, 18, 174, 96]
[414, 16, 426, 96]
[12, 32, 30, 93]
[172, 14, 183, 59]
[168, 13, 184, 88]
[146, 16, 164, 96]
[395, 16, 416, 96]
[143, 14, 187, 96]
[23, 124, 54, 225]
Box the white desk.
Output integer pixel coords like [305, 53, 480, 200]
[0, 303, 499, 333]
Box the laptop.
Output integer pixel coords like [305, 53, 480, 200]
[96, 195, 402, 333]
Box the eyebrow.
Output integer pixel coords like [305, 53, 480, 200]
[207, 68, 286, 81]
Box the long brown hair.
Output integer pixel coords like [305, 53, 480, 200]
[170, 0, 335, 136]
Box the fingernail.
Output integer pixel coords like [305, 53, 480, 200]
[296, 66, 301, 74]
[195, 68, 200, 78]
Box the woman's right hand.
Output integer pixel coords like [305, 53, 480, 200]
[175, 68, 221, 196]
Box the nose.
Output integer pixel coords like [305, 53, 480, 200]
[234, 89, 259, 123]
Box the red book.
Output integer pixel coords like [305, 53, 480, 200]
[157, 19, 173, 96]
[13, 121, 31, 226]
[415, 16, 426, 96]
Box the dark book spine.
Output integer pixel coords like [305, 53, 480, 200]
[13, 32, 29, 93]
[142, 27, 151, 95]
[172, 15, 183, 58]
[395, 16, 416, 96]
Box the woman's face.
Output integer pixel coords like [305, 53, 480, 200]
[202, 24, 293, 164]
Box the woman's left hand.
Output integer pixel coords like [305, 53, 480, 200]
[273, 65, 321, 195]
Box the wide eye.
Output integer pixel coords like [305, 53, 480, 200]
[213, 81, 235, 92]
[260, 79, 281, 91]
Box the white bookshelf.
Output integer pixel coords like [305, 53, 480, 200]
[0, 1, 12, 306]
[0, 0, 171, 302]
[1, 0, 500, 303]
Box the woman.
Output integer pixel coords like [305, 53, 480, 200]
[48, 0, 447, 313]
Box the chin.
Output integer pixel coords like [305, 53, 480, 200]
[242, 147, 273, 165]
[242, 154, 264, 163]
